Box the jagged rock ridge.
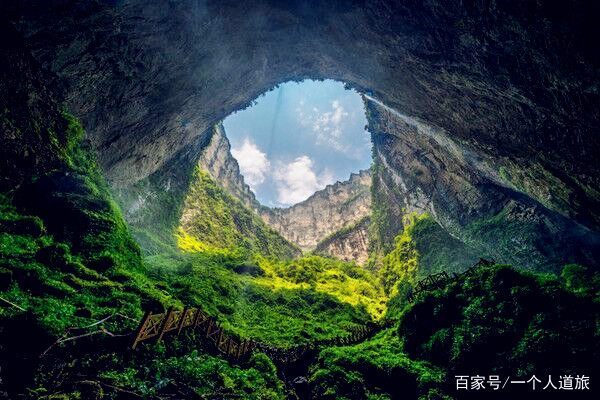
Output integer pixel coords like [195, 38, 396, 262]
[197, 124, 261, 212]
[260, 170, 372, 253]
[194, 124, 372, 263]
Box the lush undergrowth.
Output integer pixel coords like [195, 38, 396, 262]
[147, 250, 374, 347]
[255, 254, 387, 319]
[0, 111, 291, 398]
[310, 264, 599, 399]
[0, 192, 289, 398]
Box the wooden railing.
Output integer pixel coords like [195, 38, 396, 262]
[132, 259, 496, 361]
[131, 305, 378, 363]
[132, 307, 256, 360]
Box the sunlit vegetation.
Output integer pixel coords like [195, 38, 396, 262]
[146, 251, 371, 347]
[378, 213, 423, 295]
[179, 169, 299, 259]
[311, 264, 599, 399]
[255, 254, 387, 319]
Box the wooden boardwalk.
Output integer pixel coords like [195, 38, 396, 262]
[131, 258, 495, 363]
[131, 305, 378, 364]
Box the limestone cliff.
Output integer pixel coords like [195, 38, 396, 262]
[365, 97, 600, 272]
[314, 216, 370, 265]
[194, 124, 373, 263]
[260, 170, 371, 254]
[197, 124, 260, 212]
[10, 0, 599, 270]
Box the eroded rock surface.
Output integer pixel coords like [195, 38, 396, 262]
[193, 125, 372, 263]
[260, 170, 371, 253]
[197, 124, 260, 212]
[314, 216, 370, 265]
[366, 98, 600, 271]
[5, 0, 599, 269]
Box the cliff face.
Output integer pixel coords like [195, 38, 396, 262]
[260, 170, 371, 253]
[6, 0, 600, 270]
[197, 124, 260, 212]
[365, 97, 600, 271]
[8, 0, 599, 232]
[314, 216, 370, 265]
[195, 125, 372, 263]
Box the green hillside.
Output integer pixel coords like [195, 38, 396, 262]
[178, 168, 300, 259]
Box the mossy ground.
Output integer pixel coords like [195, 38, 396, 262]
[310, 264, 599, 399]
[1, 109, 597, 399]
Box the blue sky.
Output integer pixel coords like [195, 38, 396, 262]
[223, 79, 372, 207]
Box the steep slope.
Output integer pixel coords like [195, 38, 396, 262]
[365, 97, 600, 272]
[197, 124, 261, 212]
[8, 0, 600, 273]
[190, 123, 374, 263]
[178, 168, 299, 259]
[315, 216, 371, 265]
[260, 170, 372, 252]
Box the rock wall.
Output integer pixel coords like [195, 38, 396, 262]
[189, 123, 373, 263]
[365, 98, 600, 271]
[260, 170, 371, 252]
[315, 217, 371, 265]
[5, 0, 600, 270]
[197, 124, 260, 212]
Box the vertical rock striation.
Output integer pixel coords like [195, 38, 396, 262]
[365, 97, 600, 271]
[196, 124, 261, 212]
[260, 170, 372, 253]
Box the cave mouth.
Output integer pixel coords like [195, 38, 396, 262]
[222, 79, 372, 208]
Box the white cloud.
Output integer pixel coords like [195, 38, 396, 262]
[231, 138, 270, 191]
[297, 99, 352, 154]
[274, 155, 333, 206]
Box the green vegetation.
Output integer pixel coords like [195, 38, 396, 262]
[96, 350, 285, 399]
[311, 264, 599, 399]
[409, 214, 479, 276]
[2, 96, 597, 399]
[368, 159, 399, 257]
[315, 215, 370, 255]
[145, 251, 372, 347]
[461, 200, 548, 269]
[311, 328, 444, 400]
[255, 254, 386, 319]
[378, 213, 423, 295]
[0, 111, 290, 398]
[179, 168, 299, 259]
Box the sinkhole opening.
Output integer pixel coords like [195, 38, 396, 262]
[222, 79, 372, 208]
